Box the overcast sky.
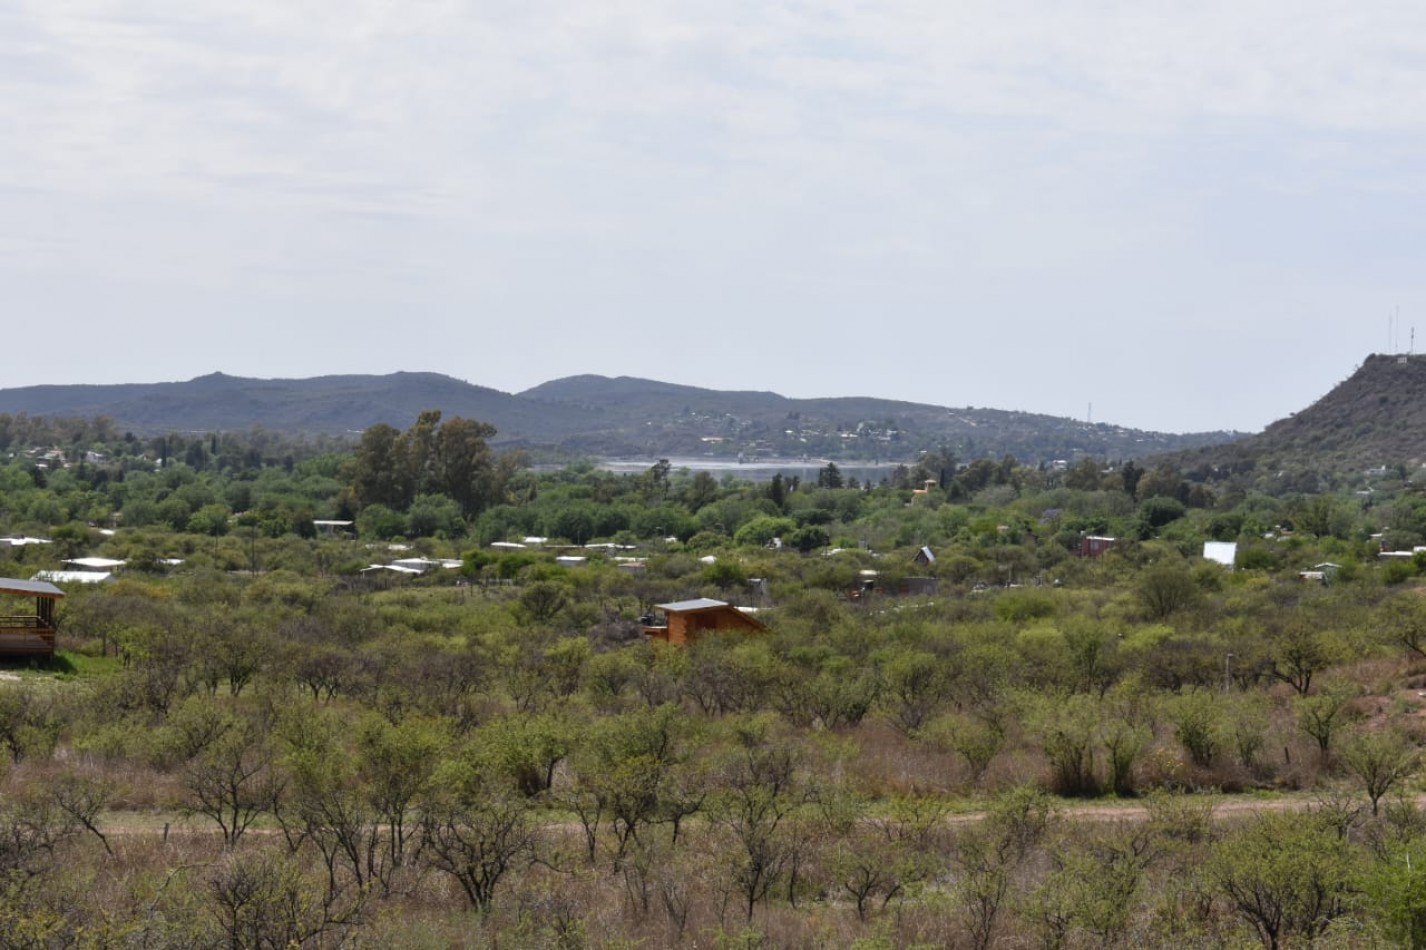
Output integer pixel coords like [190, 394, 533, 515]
[3, 2, 1423, 434]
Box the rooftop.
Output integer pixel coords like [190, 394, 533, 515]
[656, 598, 732, 612]
[0, 577, 65, 598]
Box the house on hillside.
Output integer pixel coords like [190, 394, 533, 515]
[1079, 536, 1116, 558]
[913, 546, 936, 567]
[903, 576, 939, 596]
[641, 598, 767, 646]
[313, 520, 354, 539]
[0, 577, 63, 656]
[1300, 562, 1342, 585]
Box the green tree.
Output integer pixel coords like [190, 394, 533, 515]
[1377, 592, 1426, 659]
[1136, 562, 1199, 619]
[399, 409, 443, 501]
[1365, 838, 1426, 949]
[733, 516, 796, 547]
[405, 493, 464, 537]
[356, 714, 448, 882]
[711, 716, 811, 920]
[184, 716, 282, 850]
[352, 423, 408, 509]
[434, 416, 498, 518]
[1032, 693, 1102, 797]
[1342, 729, 1419, 816]
[550, 502, 598, 545]
[1167, 689, 1223, 769]
[877, 648, 953, 737]
[515, 581, 571, 626]
[1209, 810, 1357, 949]
[1296, 686, 1356, 762]
[356, 503, 405, 541]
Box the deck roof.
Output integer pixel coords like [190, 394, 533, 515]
[0, 577, 65, 599]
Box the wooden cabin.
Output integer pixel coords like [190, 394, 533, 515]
[0, 577, 64, 657]
[642, 598, 767, 647]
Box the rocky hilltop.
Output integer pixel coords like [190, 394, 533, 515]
[1175, 354, 1426, 476]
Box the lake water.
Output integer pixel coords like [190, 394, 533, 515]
[593, 457, 903, 484]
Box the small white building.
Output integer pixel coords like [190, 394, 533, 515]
[0, 537, 51, 548]
[32, 570, 112, 585]
[313, 520, 354, 538]
[360, 564, 424, 576]
[63, 557, 127, 574]
[1202, 542, 1238, 569]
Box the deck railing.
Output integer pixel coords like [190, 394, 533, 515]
[0, 617, 56, 654]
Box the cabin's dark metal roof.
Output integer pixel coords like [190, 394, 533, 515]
[0, 578, 65, 599]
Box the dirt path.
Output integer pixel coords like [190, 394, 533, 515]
[91, 790, 1404, 839]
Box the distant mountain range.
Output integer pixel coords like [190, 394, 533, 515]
[0, 371, 1242, 463]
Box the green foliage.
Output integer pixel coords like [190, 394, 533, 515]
[356, 504, 405, 540]
[1031, 694, 1102, 797]
[1295, 686, 1357, 760]
[1341, 729, 1420, 815]
[6, 411, 1426, 944]
[1136, 561, 1199, 619]
[515, 581, 571, 626]
[1166, 689, 1222, 769]
[734, 516, 796, 547]
[992, 589, 1056, 623]
[1208, 810, 1358, 947]
[1365, 838, 1426, 949]
[1138, 495, 1186, 529]
[1384, 558, 1418, 585]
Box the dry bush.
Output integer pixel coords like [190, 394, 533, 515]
[843, 720, 960, 796]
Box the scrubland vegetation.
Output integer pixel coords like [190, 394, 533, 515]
[4, 414, 1426, 946]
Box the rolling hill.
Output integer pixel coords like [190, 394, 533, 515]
[0, 372, 1242, 463]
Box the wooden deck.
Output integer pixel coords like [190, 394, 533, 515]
[0, 579, 63, 658]
[0, 617, 57, 655]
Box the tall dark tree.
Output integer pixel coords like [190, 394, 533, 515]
[684, 471, 719, 511]
[768, 473, 786, 510]
[1120, 460, 1145, 499]
[400, 409, 443, 500]
[641, 459, 672, 502]
[436, 417, 497, 518]
[352, 423, 408, 509]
